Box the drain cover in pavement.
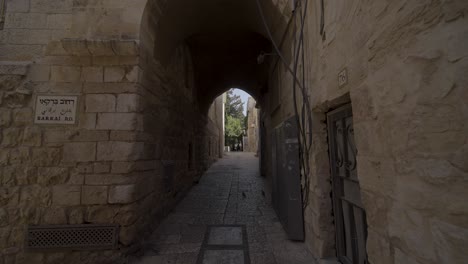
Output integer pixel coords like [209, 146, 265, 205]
[197, 225, 250, 264]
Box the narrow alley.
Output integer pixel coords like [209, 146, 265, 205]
[1, 1, 467, 263]
[131, 152, 315, 264]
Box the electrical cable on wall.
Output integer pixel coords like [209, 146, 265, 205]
[256, 0, 313, 209]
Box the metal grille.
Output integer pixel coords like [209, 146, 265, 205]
[27, 224, 119, 250]
[327, 104, 368, 264]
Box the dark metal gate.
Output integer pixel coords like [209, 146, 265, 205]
[271, 116, 304, 241]
[327, 104, 368, 264]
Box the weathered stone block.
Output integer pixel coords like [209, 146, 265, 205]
[431, 218, 468, 263]
[388, 205, 437, 262]
[116, 94, 142, 112]
[109, 131, 148, 141]
[22, 127, 42, 146]
[85, 94, 115, 112]
[0, 108, 11, 127]
[87, 40, 115, 56]
[84, 174, 135, 185]
[50, 66, 81, 82]
[92, 56, 119, 66]
[68, 207, 84, 224]
[6, 29, 51, 45]
[63, 142, 96, 162]
[5, 166, 37, 186]
[60, 38, 90, 56]
[111, 161, 135, 174]
[6, 0, 30, 13]
[30, 0, 73, 14]
[84, 82, 140, 94]
[0, 44, 43, 61]
[52, 185, 80, 205]
[16, 252, 45, 264]
[114, 205, 137, 226]
[82, 186, 108, 205]
[119, 225, 137, 246]
[9, 147, 29, 164]
[96, 113, 139, 130]
[42, 207, 67, 225]
[37, 167, 69, 185]
[4, 13, 47, 29]
[0, 208, 7, 227]
[86, 206, 116, 223]
[1, 128, 21, 146]
[0, 149, 9, 166]
[75, 163, 93, 174]
[79, 113, 96, 129]
[111, 40, 139, 56]
[124, 66, 139, 82]
[81, 66, 103, 83]
[104, 66, 125, 82]
[108, 184, 137, 204]
[44, 40, 68, 56]
[450, 144, 468, 173]
[94, 163, 110, 173]
[19, 185, 50, 206]
[97, 141, 144, 161]
[12, 108, 32, 126]
[47, 14, 72, 29]
[28, 64, 50, 82]
[0, 187, 20, 207]
[0, 61, 30, 75]
[44, 129, 108, 143]
[135, 160, 159, 171]
[366, 230, 393, 264]
[31, 148, 61, 166]
[394, 248, 421, 264]
[68, 170, 84, 185]
[2, 166, 16, 187]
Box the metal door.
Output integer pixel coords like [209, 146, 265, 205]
[327, 105, 368, 264]
[271, 116, 304, 241]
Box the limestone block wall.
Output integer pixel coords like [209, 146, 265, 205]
[245, 97, 259, 153]
[297, 0, 468, 263]
[259, 0, 467, 263]
[0, 1, 223, 263]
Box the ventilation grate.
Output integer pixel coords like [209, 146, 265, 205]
[27, 224, 119, 250]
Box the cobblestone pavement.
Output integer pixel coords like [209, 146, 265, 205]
[130, 152, 316, 264]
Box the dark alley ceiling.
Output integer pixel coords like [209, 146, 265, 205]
[146, 0, 286, 111]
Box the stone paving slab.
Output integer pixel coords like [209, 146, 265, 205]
[202, 250, 244, 264]
[130, 152, 316, 264]
[208, 227, 243, 245]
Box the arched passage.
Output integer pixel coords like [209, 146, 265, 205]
[123, 0, 292, 250]
[1, 0, 465, 263]
[138, 0, 288, 111]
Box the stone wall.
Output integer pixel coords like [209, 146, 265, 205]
[0, 0, 467, 263]
[257, 1, 468, 263]
[297, 1, 468, 263]
[0, 1, 224, 263]
[245, 97, 259, 153]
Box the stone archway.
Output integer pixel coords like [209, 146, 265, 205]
[113, 0, 292, 254]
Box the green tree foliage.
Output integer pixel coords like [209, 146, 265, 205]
[225, 89, 246, 150]
[225, 89, 244, 120]
[225, 115, 243, 138]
